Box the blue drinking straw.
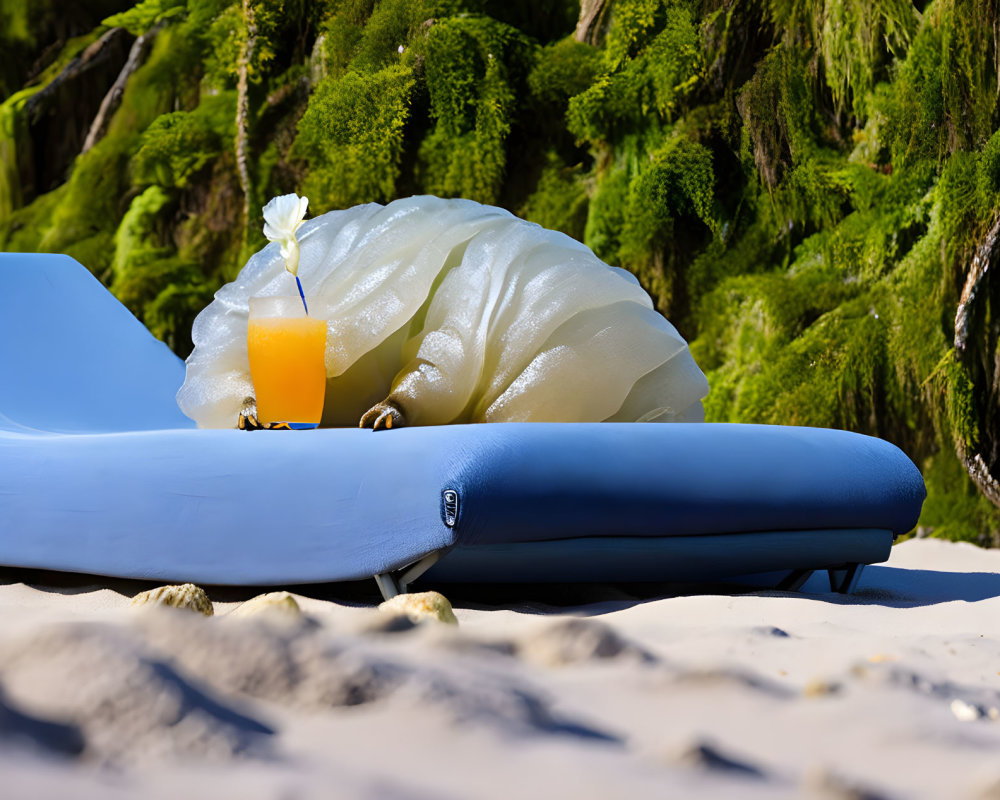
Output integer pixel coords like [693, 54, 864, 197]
[296, 275, 309, 315]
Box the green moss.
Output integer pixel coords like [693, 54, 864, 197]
[111, 185, 211, 354]
[294, 64, 415, 210]
[202, 0, 283, 89]
[583, 165, 629, 263]
[932, 353, 980, 452]
[0, 184, 66, 252]
[603, 135, 716, 313]
[202, 5, 245, 89]
[685, 215, 776, 315]
[976, 128, 1000, 211]
[350, 0, 431, 73]
[871, 2, 1000, 168]
[0, 30, 99, 215]
[817, 0, 917, 120]
[33, 30, 105, 87]
[64, 234, 119, 277]
[528, 36, 601, 106]
[937, 150, 982, 264]
[0, 86, 42, 217]
[142, 278, 215, 354]
[737, 44, 825, 191]
[706, 295, 893, 431]
[0, 0, 126, 96]
[111, 185, 173, 286]
[318, 9, 366, 78]
[38, 133, 137, 275]
[631, 137, 715, 232]
[603, 0, 664, 66]
[519, 153, 588, 240]
[883, 194, 950, 392]
[694, 253, 866, 422]
[131, 93, 234, 188]
[619, 135, 713, 260]
[566, 0, 701, 144]
[106, 23, 203, 138]
[103, 0, 186, 35]
[418, 15, 528, 203]
[938, 0, 999, 152]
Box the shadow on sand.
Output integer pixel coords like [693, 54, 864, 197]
[3, 561, 999, 613]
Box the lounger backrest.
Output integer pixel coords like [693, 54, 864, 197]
[0, 253, 195, 432]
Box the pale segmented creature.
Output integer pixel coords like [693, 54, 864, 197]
[177, 196, 709, 429]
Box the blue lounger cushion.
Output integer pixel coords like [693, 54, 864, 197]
[0, 254, 191, 433]
[0, 254, 926, 590]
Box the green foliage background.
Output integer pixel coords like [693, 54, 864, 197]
[2, 0, 1000, 544]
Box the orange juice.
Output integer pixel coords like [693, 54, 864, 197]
[247, 307, 327, 425]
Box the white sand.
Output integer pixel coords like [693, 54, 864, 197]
[1, 538, 999, 799]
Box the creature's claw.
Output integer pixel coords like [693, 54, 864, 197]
[360, 399, 407, 431]
[238, 396, 292, 430]
[238, 396, 263, 430]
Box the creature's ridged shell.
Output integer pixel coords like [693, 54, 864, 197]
[178, 196, 709, 428]
[378, 591, 458, 625]
[131, 583, 214, 616]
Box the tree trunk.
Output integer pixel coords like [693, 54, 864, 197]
[236, 0, 258, 231]
[955, 215, 1000, 353]
[955, 214, 1000, 512]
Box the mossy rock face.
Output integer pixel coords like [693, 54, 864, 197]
[295, 64, 416, 210]
[520, 154, 590, 241]
[0, 86, 43, 218]
[0, 0, 135, 97]
[24, 29, 135, 197]
[418, 14, 531, 204]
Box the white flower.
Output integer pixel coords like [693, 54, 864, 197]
[262, 193, 309, 275]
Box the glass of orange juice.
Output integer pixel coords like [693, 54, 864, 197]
[247, 296, 327, 428]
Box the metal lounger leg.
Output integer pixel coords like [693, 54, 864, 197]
[373, 572, 401, 601]
[373, 551, 444, 602]
[828, 563, 864, 594]
[777, 568, 814, 592]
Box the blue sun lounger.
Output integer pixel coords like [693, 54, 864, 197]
[0, 254, 925, 598]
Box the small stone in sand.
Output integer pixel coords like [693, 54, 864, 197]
[867, 653, 897, 663]
[230, 591, 302, 620]
[950, 698, 984, 722]
[803, 678, 842, 698]
[130, 583, 214, 616]
[378, 591, 458, 625]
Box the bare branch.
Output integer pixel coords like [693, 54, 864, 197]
[955, 214, 1000, 352]
[82, 23, 163, 155]
[575, 0, 612, 47]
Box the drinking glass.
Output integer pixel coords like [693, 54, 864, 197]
[247, 296, 327, 429]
